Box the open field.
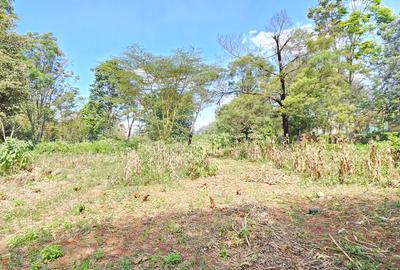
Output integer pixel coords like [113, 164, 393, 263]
[1, 151, 399, 269]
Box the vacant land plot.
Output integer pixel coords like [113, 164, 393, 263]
[1, 154, 399, 269]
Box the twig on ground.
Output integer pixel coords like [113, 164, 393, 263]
[329, 233, 360, 269]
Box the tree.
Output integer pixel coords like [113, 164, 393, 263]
[23, 32, 78, 143]
[0, 0, 28, 140]
[308, 0, 397, 132]
[80, 100, 108, 140]
[286, 49, 354, 136]
[220, 11, 309, 140]
[121, 46, 220, 141]
[87, 60, 125, 137]
[373, 19, 400, 126]
[215, 94, 276, 140]
[187, 64, 222, 144]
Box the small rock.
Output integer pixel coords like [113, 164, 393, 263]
[308, 207, 319, 215]
[316, 192, 325, 198]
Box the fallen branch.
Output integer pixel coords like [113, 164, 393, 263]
[329, 233, 360, 269]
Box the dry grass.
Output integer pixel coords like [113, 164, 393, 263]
[225, 141, 400, 186]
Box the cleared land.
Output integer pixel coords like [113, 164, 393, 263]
[0, 155, 399, 269]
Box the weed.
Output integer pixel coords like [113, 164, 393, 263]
[73, 204, 86, 215]
[8, 229, 51, 248]
[14, 199, 26, 206]
[40, 244, 64, 262]
[120, 257, 132, 270]
[94, 249, 104, 260]
[164, 252, 183, 265]
[219, 247, 230, 258]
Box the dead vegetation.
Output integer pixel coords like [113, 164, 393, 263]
[223, 140, 400, 186]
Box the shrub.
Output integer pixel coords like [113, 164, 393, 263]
[0, 139, 33, 174]
[40, 244, 64, 262]
[164, 252, 182, 265]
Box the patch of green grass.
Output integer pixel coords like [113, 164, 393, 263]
[72, 204, 86, 215]
[119, 257, 132, 270]
[14, 199, 26, 206]
[238, 227, 250, 239]
[164, 252, 183, 265]
[219, 247, 230, 258]
[40, 244, 64, 262]
[95, 234, 105, 246]
[94, 249, 104, 260]
[75, 259, 91, 270]
[8, 229, 52, 249]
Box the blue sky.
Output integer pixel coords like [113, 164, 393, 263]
[14, 0, 400, 129]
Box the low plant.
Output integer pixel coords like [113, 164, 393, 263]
[164, 251, 182, 265]
[219, 247, 230, 258]
[40, 244, 64, 262]
[8, 229, 51, 249]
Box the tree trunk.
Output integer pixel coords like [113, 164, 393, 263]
[282, 113, 289, 142]
[188, 131, 193, 145]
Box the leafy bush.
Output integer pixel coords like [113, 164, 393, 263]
[0, 139, 33, 174]
[164, 252, 182, 265]
[40, 244, 64, 262]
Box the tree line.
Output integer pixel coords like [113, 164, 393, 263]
[1, 0, 399, 144]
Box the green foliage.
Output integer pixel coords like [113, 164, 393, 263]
[215, 94, 276, 140]
[24, 32, 78, 143]
[8, 229, 51, 249]
[219, 247, 230, 258]
[33, 139, 133, 155]
[0, 138, 32, 174]
[40, 244, 64, 262]
[94, 249, 104, 260]
[72, 204, 86, 215]
[164, 252, 182, 265]
[211, 133, 233, 151]
[0, 0, 28, 121]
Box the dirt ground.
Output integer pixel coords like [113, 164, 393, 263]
[0, 156, 399, 269]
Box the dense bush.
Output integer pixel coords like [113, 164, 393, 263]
[113, 142, 217, 185]
[0, 139, 33, 174]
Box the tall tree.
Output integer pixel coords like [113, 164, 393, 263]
[220, 11, 309, 140]
[373, 19, 400, 126]
[121, 46, 220, 141]
[308, 0, 397, 132]
[24, 32, 78, 143]
[0, 0, 28, 139]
